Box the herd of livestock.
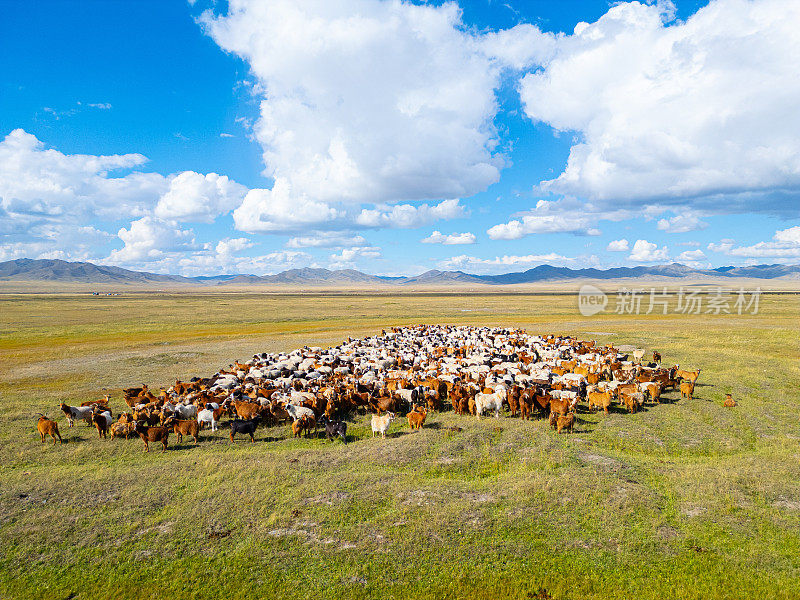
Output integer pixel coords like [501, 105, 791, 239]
[38, 325, 704, 450]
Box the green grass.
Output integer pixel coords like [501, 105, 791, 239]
[1, 291, 799, 599]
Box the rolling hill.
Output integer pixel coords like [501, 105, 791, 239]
[2, 258, 800, 286]
[0, 258, 192, 284]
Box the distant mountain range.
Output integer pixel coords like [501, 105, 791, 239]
[2, 258, 800, 286]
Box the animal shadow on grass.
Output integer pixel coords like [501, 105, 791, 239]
[257, 435, 281, 443]
[207, 526, 234, 540]
[608, 402, 650, 415]
[438, 425, 463, 434]
[226, 435, 276, 444]
[571, 416, 593, 435]
[313, 431, 350, 443]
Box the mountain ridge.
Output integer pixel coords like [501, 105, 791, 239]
[1, 258, 799, 286]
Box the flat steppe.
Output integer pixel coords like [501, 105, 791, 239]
[1, 290, 799, 599]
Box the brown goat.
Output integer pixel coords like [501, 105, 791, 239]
[620, 392, 643, 414]
[587, 390, 613, 414]
[519, 390, 534, 420]
[269, 402, 292, 424]
[135, 422, 169, 453]
[291, 416, 304, 438]
[467, 394, 477, 417]
[507, 386, 521, 417]
[92, 411, 112, 439]
[639, 381, 662, 404]
[450, 386, 471, 415]
[232, 400, 262, 420]
[676, 369, 701, 383]
[292, 414, 316, 438]
[169, 418, 200, 444]
[81, 394, 111, 409]
[369, 395, 397, 414]
[37, 415, 62, 445]
[549, 397, 571, 417]
[109, 421, 136, 440]
[426, 394, 441, 412]
[407, 408, 427, 430]
[556, 412, 575, 434]
[549, 411, 559, 430]
[680, 382, 695, 401]
[123, 384, 149, 408]
[614, 383, 638, 399]
[133, 408, 161, 426]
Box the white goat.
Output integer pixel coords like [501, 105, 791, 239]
[59, 402, 93, 427]
[173, 403, 197, 420]
[197, 408, 218, 432]
[284, 403, 315, 422]
[371, 412, 395, 438]
[474, 386, 506, 419]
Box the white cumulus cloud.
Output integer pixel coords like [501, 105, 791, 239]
[168, 249, 314, 277]
[519, 0, 800, 213]
[606, 239, 629, 252]
[774, 226, 800, 245]
[707, 226, 800, 258]
[707, 239, 735, 253]
[439, 252, 586, 274]
[0, 130, 255, 266]
[486, 199, 634, 240]
[0, 128, 165, 221]
[155, 171, 247, 223]
[286, 232, 368, 248]
[201, 0, 553, 207]
[657, 212, 708, 233]
[355, 199, 466, 229]
[422, 230, 476, 245]
[106, 217, 197, 264]
[233, 179, 340, 233]
[215, 237, 253, 255]
[628, 239, 670, 262]
[329, 245, 382, 269]
[676, 249, 706, 261]
[675, 248, 708, 268]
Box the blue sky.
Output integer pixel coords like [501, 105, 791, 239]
[1, 0, 798, 275]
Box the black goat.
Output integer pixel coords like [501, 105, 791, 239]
[319, 415, 347, 444]
[229, 415, 260, 442]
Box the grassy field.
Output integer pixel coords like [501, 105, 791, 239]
[1, 290, 799, 599]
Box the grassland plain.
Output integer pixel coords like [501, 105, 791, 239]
[1, 290, 799, 600]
